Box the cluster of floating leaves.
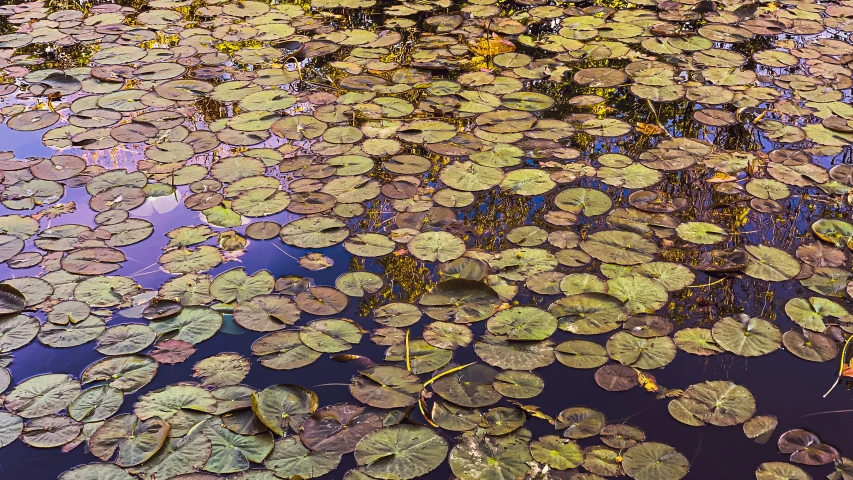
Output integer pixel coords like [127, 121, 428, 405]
[0, 0, 852, 478]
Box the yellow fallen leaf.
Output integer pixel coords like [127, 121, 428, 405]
[636, 370, 659, 393]
[635, 122, 665, 136]
[470, 37, 515, 56]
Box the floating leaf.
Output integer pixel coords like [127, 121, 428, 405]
[712, 315, 781, 357]
[622, 442, 689, 480]
[264, 436, 341, 479]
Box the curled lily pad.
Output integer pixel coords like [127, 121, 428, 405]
[743, 415, 778, 444]
[778, 429, 839, 466]
[251, 384, 318, 435]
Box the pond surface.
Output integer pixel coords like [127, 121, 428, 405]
[1, 0, 853, 479]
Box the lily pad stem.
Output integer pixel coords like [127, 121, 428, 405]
[823, 333, 853, 398]
[646, 99, 673, 138]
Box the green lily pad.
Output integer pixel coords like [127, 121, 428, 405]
[555, 406, 605, 439]
[549, 293, 628, 335]
[419, 279, 501, 323]
[135, 385, 217, 421]
[408, 231, 466, 262]
[252, 331, 321, 370]
[474, 334, 555, 370]
[606, 332, 677, 369]
[128, 431, 212, 479]
[486, 306, 557, 341]
[581, 230, 658, 265]
[676, 222, 728, 244]
[300, 319, 363, 353]
[354, 425, 448, 479]
[711, 315, 781, 357]
[530, 435, 582, 470]
[492, 370, 544, 399]
[674, 328, 723, 355]
[755, 462, 811, 480]
[264, 436, 342, 479]
[555, 188, 613, 216]
[784, 297, 847, 332]
[59, 463, 136, 480]
[5, 374, 80, 418]
[350, 366, 421, 409]
[743, 415, 778, 444]
[555, 340, 609, 369]
[782, 329, 838, 362]
[622, 442, 689, 480]
[385, 339, 452, 374]
[431, 363, 501, 408]
[743, 245, 801, 281]
[201, 418, 274, 474]
[449, 432, 533, 480]
[68, 386, 123, 423]
[301, 404, 382, 454]
[90, 414, 170, 467]
[669, 380, 755, 426]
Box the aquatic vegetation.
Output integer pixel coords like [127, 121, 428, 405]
[0, 0, 851, 478]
